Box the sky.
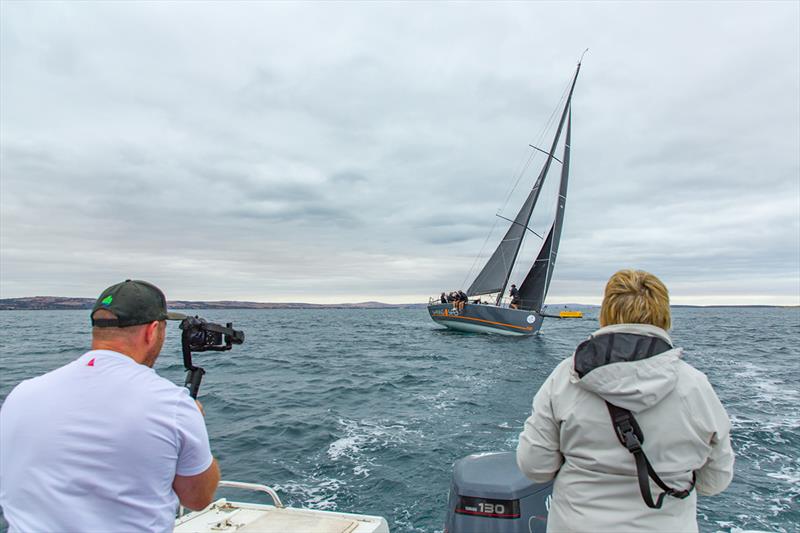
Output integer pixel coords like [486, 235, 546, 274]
[1, 1, 798, 305]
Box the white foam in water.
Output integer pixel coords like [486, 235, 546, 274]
[327, 418, 423, 478]
[504, 433, 518, 449]
[417, 390, 455, 411]
[352, 464, 370, 478]
[766, 465, 800, 486]
[328, 418, 422, 458]
[712, 523, 778, 533]
[733, 362, 800, 405]
[274, 477, 345, 511]
[328, 435, 363, 461]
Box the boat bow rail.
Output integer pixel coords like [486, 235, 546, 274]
[178, 481, 283, 518]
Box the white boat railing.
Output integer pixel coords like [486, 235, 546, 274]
[217, 481, 284, 508]
[178, 480, 284, 518]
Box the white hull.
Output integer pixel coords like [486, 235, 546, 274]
[174, 481, 389, 533]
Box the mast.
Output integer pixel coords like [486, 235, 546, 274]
[540, 109, 571, 307]
[493, 62, 581, 305]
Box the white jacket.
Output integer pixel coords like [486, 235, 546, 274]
[517, 324, 734, 532]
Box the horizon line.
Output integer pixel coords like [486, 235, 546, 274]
[0, 295, 798, 309]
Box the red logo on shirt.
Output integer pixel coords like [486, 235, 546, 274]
[87, 358, 95, 367]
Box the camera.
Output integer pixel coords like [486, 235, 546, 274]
[180, 316, 244, 352]
[179, 315, 245, 398]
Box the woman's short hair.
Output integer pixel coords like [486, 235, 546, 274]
[599, 269, 671, 330]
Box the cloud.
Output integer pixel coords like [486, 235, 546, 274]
[1, 1, 798, 304]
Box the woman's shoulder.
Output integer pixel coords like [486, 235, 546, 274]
[540, 355, 587, 405]
[672, 358, 729, 426]
[549, 355, 576, 382]
[673, 358, 714, 391]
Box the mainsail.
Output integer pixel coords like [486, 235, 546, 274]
[466, 63, 581, 302]
[517, 109, 572, 311]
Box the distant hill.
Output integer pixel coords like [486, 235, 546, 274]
[0, 297, 793, 311]
[0, 296, 427, 311]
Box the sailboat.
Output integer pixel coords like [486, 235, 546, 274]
[428, 60, 582, 336]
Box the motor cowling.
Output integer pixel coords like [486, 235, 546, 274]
[445, 451, 553, 533]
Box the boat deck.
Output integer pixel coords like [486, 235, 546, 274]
[174, 500, 389, 533]
[174, 481, 389, 533]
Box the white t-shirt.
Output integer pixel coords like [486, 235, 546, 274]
[0, 349, 213, 533]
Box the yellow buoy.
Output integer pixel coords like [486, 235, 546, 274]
[559, 310, 583, 318]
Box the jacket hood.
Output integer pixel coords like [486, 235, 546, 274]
[570, 324, 683, 413]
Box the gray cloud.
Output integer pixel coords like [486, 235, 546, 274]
[1, 1, 798, 304]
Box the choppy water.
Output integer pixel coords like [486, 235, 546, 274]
[0, 307, 798, 532]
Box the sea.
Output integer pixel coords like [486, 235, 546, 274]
[0, 307, 797, 532]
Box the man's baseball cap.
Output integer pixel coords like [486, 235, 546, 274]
[91, 279, 186, 327]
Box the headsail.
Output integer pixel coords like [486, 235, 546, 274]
[517, 109, 572, 311]
[466, 63, 581, 301]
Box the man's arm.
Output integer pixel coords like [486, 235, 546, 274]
[173, 458, 221, 510]
[173, 398, 219, 510]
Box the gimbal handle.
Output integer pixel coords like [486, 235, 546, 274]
[184, 366, 205, 399]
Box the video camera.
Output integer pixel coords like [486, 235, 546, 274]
[179, 316, 245, 399]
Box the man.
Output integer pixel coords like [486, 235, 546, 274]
[508, 284, 520, 309]
[455, 290, 468, 312]
[0, 280, 220, 532]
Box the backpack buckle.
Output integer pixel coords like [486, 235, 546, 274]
[615, 420, 642, 453]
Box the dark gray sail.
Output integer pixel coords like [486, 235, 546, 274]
[466, 63, 581, 300]
[517, 109, 572, 311]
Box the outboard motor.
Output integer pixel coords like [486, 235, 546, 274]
[445, 451, 553, 533]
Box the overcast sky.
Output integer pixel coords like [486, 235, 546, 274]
[1, 1, 798, 305]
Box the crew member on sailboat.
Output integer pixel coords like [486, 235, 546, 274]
[509, 284, 520, 309]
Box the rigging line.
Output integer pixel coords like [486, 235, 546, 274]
[498, 146, 538, 216]
[460, 216, 500, 290]
[497, 73, 573, 217]
[533, 79, 572, 151]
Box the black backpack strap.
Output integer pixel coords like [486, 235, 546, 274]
[606, 402, 696, 509]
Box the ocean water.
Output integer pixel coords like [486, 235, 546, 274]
[0, 307, 797, 532]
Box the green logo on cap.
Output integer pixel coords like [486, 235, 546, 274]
[102, 295, 113, 305]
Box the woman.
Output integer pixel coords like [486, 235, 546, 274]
[517, 269, 734, 532]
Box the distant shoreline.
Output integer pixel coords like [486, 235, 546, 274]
[0, 297, 796, 311]
[0, 297, 426, 311]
